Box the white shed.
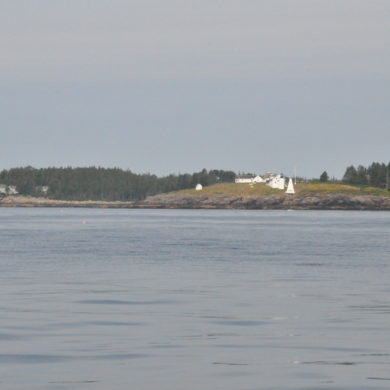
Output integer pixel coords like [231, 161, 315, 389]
[195, 183, 203, 191]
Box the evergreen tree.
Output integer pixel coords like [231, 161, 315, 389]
[342, 165, 358, 184]
[356, 165, 368, 185]
[319, 171, 329, 182]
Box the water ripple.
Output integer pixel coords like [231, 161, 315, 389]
[212, 320, 267, 326]
[0, 353, 146, 364]
[76, 299, 177, 305]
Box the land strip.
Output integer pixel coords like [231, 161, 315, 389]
[1, 182, 390, 210]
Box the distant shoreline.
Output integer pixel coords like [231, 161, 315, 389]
[1, 193, 390, 211]
[0, 196, 137, 209]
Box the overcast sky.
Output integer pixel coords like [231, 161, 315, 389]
[1, 0, 389, 178]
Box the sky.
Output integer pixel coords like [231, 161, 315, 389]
[1, 0, 390, 178]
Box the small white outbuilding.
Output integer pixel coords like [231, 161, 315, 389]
[195, 184, 203, 191]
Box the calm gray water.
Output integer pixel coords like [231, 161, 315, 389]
[0, 208, 389, 390]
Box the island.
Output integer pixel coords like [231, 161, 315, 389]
[1, 183, 389, 210]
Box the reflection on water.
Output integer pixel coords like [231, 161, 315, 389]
[0, 208, 389, 389]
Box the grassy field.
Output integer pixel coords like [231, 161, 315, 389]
[176, 182, 390, 197]
[296, 183, 390, 196]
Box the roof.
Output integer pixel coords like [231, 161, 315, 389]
[236, 174, 256, 179]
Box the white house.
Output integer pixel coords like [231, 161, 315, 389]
[195, 183, 203, 191]
[266, 174, 285, 190]
[253, 175, 265, 183]
[235, 175, 254, 184]
[0, 184, 19, 195]
[235, 172, 288, 190]
[8, 186, 19, 195]
[235, 175, 265, 184]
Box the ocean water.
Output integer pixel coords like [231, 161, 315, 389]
[0, 208, 389, 390]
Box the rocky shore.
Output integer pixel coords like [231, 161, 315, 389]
[0, 196, 135, 208]
[142, 192, 390, 210]
[1, 193, 390, 210]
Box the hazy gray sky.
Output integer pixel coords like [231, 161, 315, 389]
[2, 0, 389, 178]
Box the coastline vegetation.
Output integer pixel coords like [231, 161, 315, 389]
[0, 167, 235, 201]
[178, 182, 390, 197]
[0, 161, 389, 201]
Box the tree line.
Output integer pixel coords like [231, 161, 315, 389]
[0, 167, 236, 201]
[342, 162, 390, 188]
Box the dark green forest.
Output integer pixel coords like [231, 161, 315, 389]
[0, 167, 236, 201]
[342, 162, 390, 188]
